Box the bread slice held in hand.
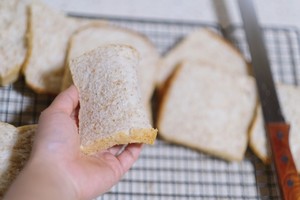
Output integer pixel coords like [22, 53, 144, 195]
[61, 24, 160, 107]
[0, 122, 36, 198]
[249, 84, 300, 172]
[158, 62, 256, 161]
[0, 0, 33, 86]
[157, 28, 249, 86]
[69, 45, 157, 155]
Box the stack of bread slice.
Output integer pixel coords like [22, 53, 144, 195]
[157, 29, 257, 161]
[0, 0, 104, 88]
[0, 122, 36, 198]
[0, 0, 161, 122]
[1, 0, 161, 97]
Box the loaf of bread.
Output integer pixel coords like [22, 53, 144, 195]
[61, 24, 160, 119]
[158, 61, 256, 161]
[157, 28, 249, 86]
[0, 0, 33, 86]
[22, 2, 105, 94]
[69, 45, 157, 154]
[0, 122, 36, 198]
[249, 83, 300, 172]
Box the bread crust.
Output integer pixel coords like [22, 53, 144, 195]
[157, 63, 183, 131]
[81, 128, 157, 155]
[0, 64, 20, 86]
[0, 0, 31, 86]
[22, 6, 49, 94]
[248, 105, 270, 164]
[22, 2, 107, 94]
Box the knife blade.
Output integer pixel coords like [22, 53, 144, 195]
[237, 0, 300, 199]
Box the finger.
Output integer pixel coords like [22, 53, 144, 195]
[92, 144, 126, 159]
[70, 104, 80, 126]
[33, 86, 80, 156]
[47, 85, 79, 115]
[116, 143, 143, 172]
[108, 144, 127, 156]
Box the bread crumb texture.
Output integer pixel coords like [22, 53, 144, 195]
[0, 0, 33, 86]
[63, 24, 160, 107]
[158, 62, 256, 161]
[157, 28, 249, 86]
[70, 44, 157, 154]
[0, 123, 36, 198]
[23, 2, 90, 94]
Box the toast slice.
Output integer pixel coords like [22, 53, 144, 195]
[0, 0, 33, 86]
[158, 61, 256, 161]
[0, 122, 36, 198]
[249, 84, 300, 172]
[61, 24, 160, 112]
[22, 2, 105, 94]
[69, 45, 157, 155]
[157, 28, 249, 86]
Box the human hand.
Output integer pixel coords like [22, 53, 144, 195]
[4, 85, 143, 200]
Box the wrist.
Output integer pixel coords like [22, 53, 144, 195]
[5, 157, 78, 200]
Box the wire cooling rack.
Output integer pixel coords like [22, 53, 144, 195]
[1, 15, 300, 199]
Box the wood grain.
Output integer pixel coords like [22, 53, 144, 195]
[266, 122, 300, 200]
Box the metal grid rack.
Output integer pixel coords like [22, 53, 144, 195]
[1, 16, 300, 199]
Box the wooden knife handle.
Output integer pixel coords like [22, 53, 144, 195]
[266, 122, 300, 200]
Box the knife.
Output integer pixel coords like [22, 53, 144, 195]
[237, 0, 300, 199]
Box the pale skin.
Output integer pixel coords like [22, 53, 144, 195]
[4, 85, 143, 200]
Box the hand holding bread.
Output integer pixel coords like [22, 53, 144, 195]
[69, 44, 157, 154]
[1, 0, 300, 198]
[4, 84, 146, 200]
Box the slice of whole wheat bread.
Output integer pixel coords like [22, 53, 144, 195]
[249, 84, 300, 173]
[69, 44, 157, 155]
[157, 28, 249, 87]
[61, 24, 160, 115]
[22, 2, 106, 94]
[0, 0, 34, 86]
[158, 61, 256, 161]
[0, 122, 36, 198]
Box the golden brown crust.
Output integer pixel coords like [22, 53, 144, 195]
[81, 128, 158, 155]
[21, 5, 43, 93]
[22, 6, 60, 95]
[248, 105, 270, 164]
[0, 1, 30, 86]
[0, 65, 20, 86]
[156, 63, 184, 134]
[21, 5, 32, 76]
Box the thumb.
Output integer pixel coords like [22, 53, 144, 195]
[32, 86, 80, 157]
